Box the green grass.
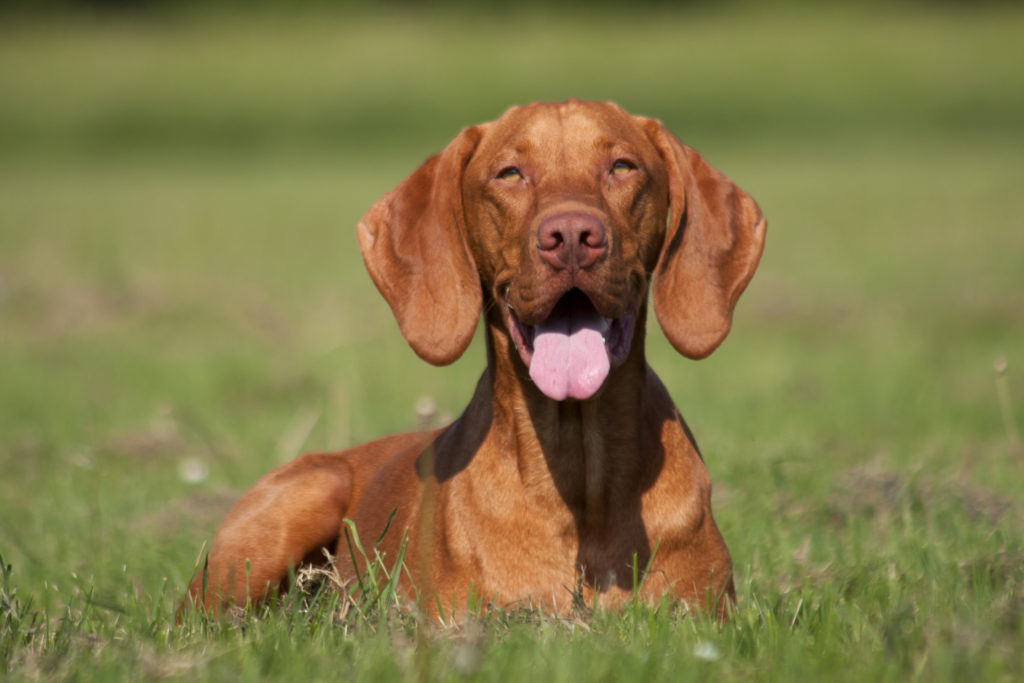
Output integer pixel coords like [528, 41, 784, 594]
[1, 3, 1023, 680]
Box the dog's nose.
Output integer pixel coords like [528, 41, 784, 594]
[536, 212, 607, 271]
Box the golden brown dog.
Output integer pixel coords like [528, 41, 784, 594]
[184, 100, 766, 619]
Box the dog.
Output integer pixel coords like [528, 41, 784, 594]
[184, 100, 765, 619]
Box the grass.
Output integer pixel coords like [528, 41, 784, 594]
[1, 3, 1023, 680]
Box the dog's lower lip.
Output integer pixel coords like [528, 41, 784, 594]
[505, 304, 534, 362]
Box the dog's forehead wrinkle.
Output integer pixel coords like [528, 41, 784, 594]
[504, 108, 601, 164]
[482, 107, 632, 195]
[558, 109, 569, 179]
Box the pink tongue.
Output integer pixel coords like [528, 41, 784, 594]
[529, 311, 610, 401]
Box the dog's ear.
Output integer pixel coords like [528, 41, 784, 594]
[641, 119, 766, 359]
[357, 126, 484, 365]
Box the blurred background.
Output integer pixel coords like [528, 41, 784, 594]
[0, 0, 1021, 633]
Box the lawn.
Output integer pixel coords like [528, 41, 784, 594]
[1, 3, 1023, 680]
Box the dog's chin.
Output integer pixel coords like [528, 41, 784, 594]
[505, 288, 635, 402]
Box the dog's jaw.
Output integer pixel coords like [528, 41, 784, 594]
[505, 288, 636, 401]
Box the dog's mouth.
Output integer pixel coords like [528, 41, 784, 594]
[505, 288, 635, 402]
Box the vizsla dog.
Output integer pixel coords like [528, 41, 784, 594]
[184, 100, 765, 619]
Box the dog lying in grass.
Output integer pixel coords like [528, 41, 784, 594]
[184, 100, 765, 620]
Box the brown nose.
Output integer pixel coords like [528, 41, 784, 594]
[536, 212, 607, 271]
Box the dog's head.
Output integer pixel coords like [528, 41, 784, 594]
[358, 100, 766, 401]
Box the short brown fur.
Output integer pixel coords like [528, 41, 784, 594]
[183, 100, 766, 619]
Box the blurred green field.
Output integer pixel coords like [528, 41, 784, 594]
[1, 4, 1023, 681]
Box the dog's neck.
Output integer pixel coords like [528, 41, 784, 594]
[428, 302, 679, 591]
[473, 303, 661, 522]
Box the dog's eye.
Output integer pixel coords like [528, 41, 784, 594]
[611, 160, 637, 176]
[497, 167, 524, 182]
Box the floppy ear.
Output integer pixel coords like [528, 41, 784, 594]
[356, 126, 484, 366]
[642, 119, 766, 359]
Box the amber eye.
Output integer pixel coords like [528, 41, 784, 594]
[497, 166, 524, 182]
[611, 159, 636, 176]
